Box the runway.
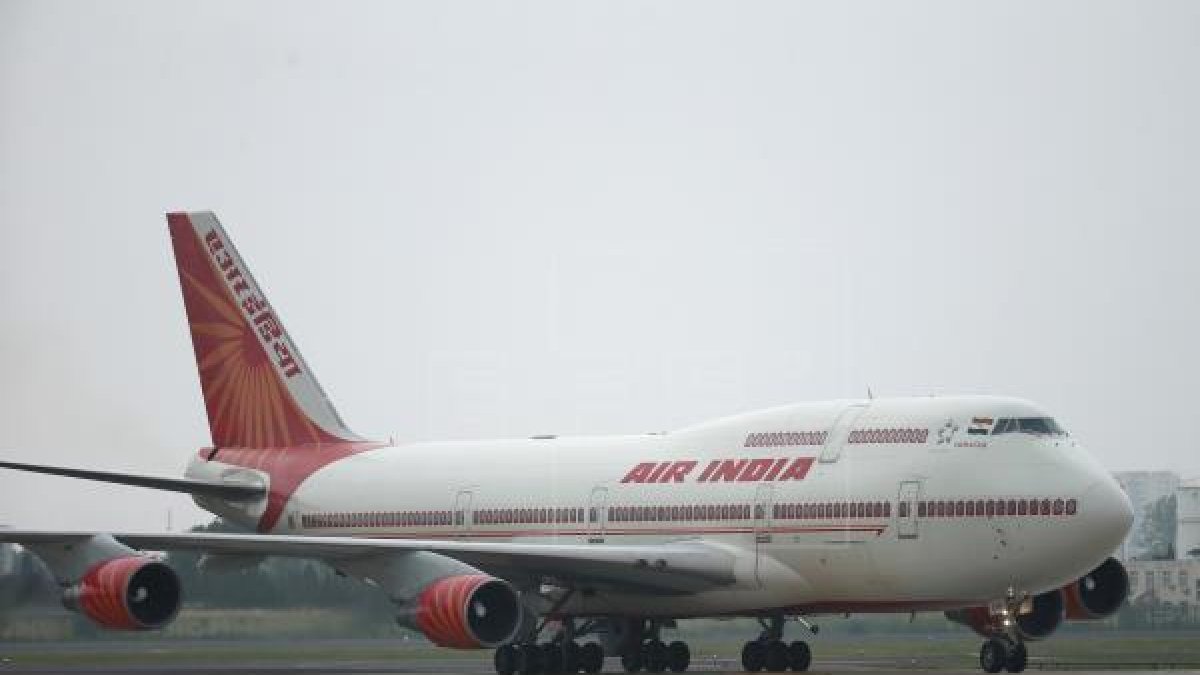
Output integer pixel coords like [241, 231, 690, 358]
[5, 655, 1200, 675]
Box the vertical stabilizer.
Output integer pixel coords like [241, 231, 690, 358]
[167, 212, 364, 448]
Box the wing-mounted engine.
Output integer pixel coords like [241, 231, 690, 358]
[18, 533, 182, 631]
[63, 556, 181, 629]
[1062, 557, 1128, 620]
[339, 550, 526, 649]
[945, 589, 1064, 642]
[408, 574, 523, 648]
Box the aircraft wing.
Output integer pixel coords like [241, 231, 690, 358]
[0, 461, 264, 500]
[0, 531, 738, 594]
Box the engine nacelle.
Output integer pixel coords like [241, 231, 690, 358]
[945, 589, 1064, 642]
[410, 574, 522, 649]
[1062, 557, 1128, 620]
[62, 556, 182, 630]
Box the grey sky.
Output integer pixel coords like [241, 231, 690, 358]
[2, 1, 1198, 531]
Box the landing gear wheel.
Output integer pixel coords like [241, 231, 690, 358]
[787, 641, 811, 672]
[622, 650, 644, 673]
[519, 644, 544, 675]
[542, 643, 564, 674]
[643, 640, 668, 673]
[666, 641, 690, 673]
[980, 639, 1007, 674]
[495, 645, 518, 675]
[563, 642, 581, 674]
[742, 641, 766, 672]
[580, 642, 604, 674]
[1004, 642, 1027, 673]
[764, 641, 789, 672]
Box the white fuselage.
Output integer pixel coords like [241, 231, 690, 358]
[188, 395, 1133, 618]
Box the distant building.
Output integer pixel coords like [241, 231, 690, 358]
[1176, 478, 1200, 559]
[1126, 558, 1200, 614]
[1114, 471, 1180, 559]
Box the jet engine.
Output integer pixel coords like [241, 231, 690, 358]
[62, 556, 182, 630]
[408, 574, 522, 649]
[1062, 557, 1128, 620]
[945, 589, 1064, 641]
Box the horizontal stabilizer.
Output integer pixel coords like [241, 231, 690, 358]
[0, 460, 264, 500]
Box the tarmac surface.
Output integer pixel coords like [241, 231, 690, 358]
[5, 657, 1200, 675]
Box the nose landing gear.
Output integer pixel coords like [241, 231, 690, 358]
[980, 637, 1026, 674]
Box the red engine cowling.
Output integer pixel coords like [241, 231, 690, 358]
[413, 574, 522, 649]
[1062, 557, 1128, 620]
[62, 556, 182, 630]
[945, 589, 1064, 641]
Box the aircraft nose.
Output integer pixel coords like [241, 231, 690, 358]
[1077, 477, 1134, 556]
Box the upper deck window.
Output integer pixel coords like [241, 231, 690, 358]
[992, 417, 1066, 436]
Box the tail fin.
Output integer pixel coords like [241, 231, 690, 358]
[167, 212, 364, 448]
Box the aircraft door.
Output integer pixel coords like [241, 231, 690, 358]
[453, 489, 474, 537]
[754, 484, 775, 585]
[819, 403, 869, 463]
[897, 481, 921, 539]
[586, 486, 609, 544]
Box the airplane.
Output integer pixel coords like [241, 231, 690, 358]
[0, 211, 1133, 674]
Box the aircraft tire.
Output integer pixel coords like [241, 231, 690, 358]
[741, 641, 766, 672]
[542, 643, 564, 674]
[980, 639, 1007, 674]
[622, 650, 644, 673]
[644, 639, 668, 673]
[764, 640, 789, 672]
[787, 641, 811, 672]
[518, 644, 544, 675]
[495, 645, 518, 675]
[666, 640, 690, 673]
[1004, 642, 1027, 673]
[580, 642, 604, 674]
[563, 641, 582, 673]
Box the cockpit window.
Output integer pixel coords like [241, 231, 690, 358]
[992, 417, 1066, 436]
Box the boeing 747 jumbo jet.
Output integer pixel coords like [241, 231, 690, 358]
[0, 213, 1133, 674]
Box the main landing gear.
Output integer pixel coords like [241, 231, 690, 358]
[979, 637, 1026, 674]
[619, 619, 691, 673]
[494, 618, 604, 675]
[740, 615, 814, 672]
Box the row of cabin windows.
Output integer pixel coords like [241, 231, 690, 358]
[897, 497, 1077, 519]
[476, 507, 587, 525]
[611, 503, 753, 522]
[302, 511, 454, 529]
[301, 496, 1077, 530]
[773, 501, 891, 520]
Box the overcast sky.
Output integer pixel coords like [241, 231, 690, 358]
[1, 1, 1198, 532]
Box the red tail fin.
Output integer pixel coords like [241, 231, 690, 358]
[167, 212, 364, 449]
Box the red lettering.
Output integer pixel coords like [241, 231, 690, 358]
[696, 460, 720, 482]
[660, 460, 696, 483]
[762, 457, 789, 481]
[204, 230, 224, 254]
[620, 462, 656, 484]
[778, 457, 814, 481]
[711, 459, 747, 482]
[213, 249, 234, 271]
[738, 458, 774, 482]
[273, 342, 301, 377]
[645, 461, 672, 483]
[256, 312, 284, 341]
[241, 294, 266, 317]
